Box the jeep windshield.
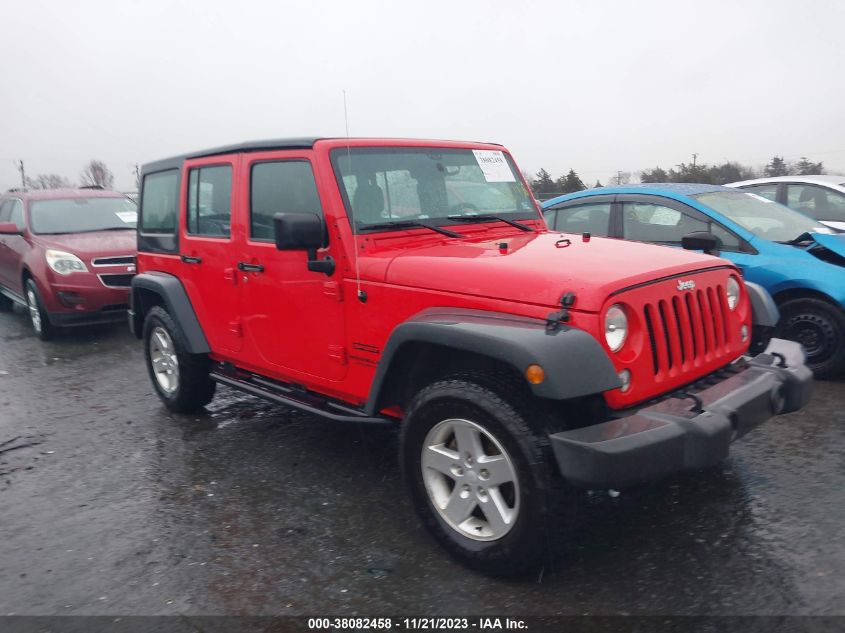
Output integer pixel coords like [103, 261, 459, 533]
[30, 197, 137, 234]
[331, 147, 538, 231]
[693, 191, 832, 243]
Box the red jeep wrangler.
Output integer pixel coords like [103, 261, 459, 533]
[129, 138, 811, 574]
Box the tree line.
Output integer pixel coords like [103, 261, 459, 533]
[528, 155, 828, 200]
[16, 159, 117, 191]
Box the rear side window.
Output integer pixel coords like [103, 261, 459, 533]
[250, 161, 323, 240]
[141, 170, 179, 233]
[187, 165, 232, 237]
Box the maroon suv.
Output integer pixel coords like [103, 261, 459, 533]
[0, 188, 137, 339]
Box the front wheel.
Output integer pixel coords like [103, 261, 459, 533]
[776, 298, 845, 379]
[25, 279, 54, 341]
[400, 374, 569, 576]
[142, 306, 216, 412]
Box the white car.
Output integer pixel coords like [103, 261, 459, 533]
[726, 175, 845, 231]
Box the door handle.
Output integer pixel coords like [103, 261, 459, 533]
[237, 262, 264, 273]
[181, 255, 202, 264]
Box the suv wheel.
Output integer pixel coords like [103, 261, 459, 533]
[400, 372, 569, 576]
[776, 298, 845, 379]
[25, 279, 54, 341]
[142, 306, 216, 412]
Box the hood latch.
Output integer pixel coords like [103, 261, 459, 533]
[546, 292, 576, 332]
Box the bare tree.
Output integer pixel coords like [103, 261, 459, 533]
[26, 174, 73, 189]
[80, 159, 114, 189]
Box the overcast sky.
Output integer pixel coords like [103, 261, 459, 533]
[1, 0, 844, 191]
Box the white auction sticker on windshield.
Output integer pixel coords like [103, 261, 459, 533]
[116, 211, 137, 223]
[472, 150, 516, 182]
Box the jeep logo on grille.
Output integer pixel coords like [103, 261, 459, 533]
[677, 279, 696, 291]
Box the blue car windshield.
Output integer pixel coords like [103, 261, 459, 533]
[693, 191, 831, 242]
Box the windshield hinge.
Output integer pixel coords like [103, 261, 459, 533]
[545, 292, 576, 332]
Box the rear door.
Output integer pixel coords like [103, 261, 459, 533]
[237, 151, 347, 382]
[179, 156, 243, 352]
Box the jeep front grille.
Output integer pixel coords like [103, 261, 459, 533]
[642, 284, 731, 376]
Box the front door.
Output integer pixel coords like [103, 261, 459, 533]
[0, 199, 26, 294]
[180, 156, 242, 353]
[237, 152, 347, 383]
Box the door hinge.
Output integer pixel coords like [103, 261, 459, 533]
[328, 344, 347, 365]
[323, 281, 343, 302]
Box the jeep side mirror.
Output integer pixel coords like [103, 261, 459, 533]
[273, 213, 335, 276]
[681, 231, 719, 256]
[0, 222, 21, 235]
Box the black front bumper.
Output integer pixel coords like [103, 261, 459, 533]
[549, 338, 813, 489]
[48, 307, 129, 327]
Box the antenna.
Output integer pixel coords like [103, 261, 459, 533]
[344, 90, 367, 303]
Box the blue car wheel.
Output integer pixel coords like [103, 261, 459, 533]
[776, 298, 845, 378]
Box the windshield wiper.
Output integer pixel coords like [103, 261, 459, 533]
[447, 214, 535, 232]
[359, 220, 464, 238]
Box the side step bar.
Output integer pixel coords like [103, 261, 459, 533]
[210, 369, 394, 426]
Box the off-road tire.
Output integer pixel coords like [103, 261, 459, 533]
[25, 279, 55, 341]
[142, 306, 216, 412]
[400, 370, 573, 576]
[776, 298, 845, 379]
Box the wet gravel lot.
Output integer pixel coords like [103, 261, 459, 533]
[0, 304, 843, 617]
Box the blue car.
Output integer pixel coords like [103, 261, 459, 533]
[543, 184, 845, 377]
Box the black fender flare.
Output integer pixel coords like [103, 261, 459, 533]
[129, 272, 210, 354]
[746, 281, 779, 327]
[364, 308, 621, 415]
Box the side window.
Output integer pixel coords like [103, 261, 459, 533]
[250, 161, 323, 240]
[786, 184, 845, 222]
[742, 183, 778, 202]
[623, 202, 708, 244]
[8, 200, 24, 230]
[549, 202, 611, 236]
[140, 170, 179, 233]
[623, 202, 742, 251]
[187, 165, 232, 237]
[0, 200, 10, 222]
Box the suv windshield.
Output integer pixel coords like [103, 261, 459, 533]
[331, 147, 537, 229]
[693, 191, 831, 242]
[30, 197, 137, 234]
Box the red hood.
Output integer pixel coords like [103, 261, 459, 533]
[361, 231, 734, 312]
[34, 230, 137, 262]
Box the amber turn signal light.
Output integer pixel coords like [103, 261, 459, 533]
[525, 364, 545, 384]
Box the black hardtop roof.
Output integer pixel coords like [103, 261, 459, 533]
[141, 137, 323, 173]
[140, 136, 505, 174]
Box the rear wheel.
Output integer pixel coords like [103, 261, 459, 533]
[143, 306, 216, 412]
[776, 298, 845, 379]
[25, 279, 54, 341]
[400, 372, 571, 576]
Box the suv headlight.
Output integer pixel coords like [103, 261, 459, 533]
[605, 304, 628, 352]
[726, 276, 741, 310]
[46, 250, 88, 275]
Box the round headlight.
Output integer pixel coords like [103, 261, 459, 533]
[726, 276, 741, 311]
[605, 304, 628, 352]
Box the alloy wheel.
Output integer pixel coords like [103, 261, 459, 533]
[149, 326, 179, 394]
[421, 418, 520, 541]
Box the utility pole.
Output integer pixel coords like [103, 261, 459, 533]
[17, 160, 26, 189]
[616, 170, 623, 185]
[691, 153, 698, 171]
